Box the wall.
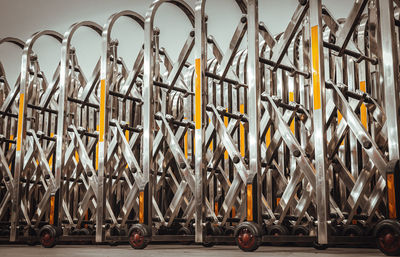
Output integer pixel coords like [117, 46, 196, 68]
[0, 0, 352, 85]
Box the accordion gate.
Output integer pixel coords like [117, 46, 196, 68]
[1, 0, 400, 254]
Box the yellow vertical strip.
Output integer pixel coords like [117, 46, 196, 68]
[246, 184, 253, 221]
[49, 195, 55, 225]
[139, 191, 145, 223]
[240, 104, 245, 157]
[195, 59, 201, 129]
[99, 80, 106, 142]
[311, 26, 321, 110]
[184, 132, 188, 159]
[360, 81, 367, 129]
[289, 92, 295, 134]
[16, 93, 25, 151]
[84, 211, 88, 228]
[232, 206, 236, 218]
[125, 124, 129, 169]
[75, 151, 79, 163]
[48, 133, 54, 167]
[266, 128, 270, 147]
[214, 202, 218, 216]
[387, 174, 397, 219]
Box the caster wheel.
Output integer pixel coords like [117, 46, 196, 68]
[109, 239, 119, 247]
[1, 229, 10, 236]
[234, 222, 262, 252]
[78, 228, 90, 235]
[177, 227, 193, 245]
[128, 224, 151, 249]
[342, 224, 363, 237]
[27, 227, 39, 246]
[313, 241, 328, 250]
[202, 223, 222, 247]
[224, 226, 235, 236]
[39, 225, 57, 248]
[292, 225, 310, 247]
[268, 224, 289, 246]
[374, 219, 400, 256]
[109, 226, 123, 246]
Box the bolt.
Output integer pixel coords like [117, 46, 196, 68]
[363, 140, 372, 149]
[233, 156, 240, 164]
[298, 0, 307, 5]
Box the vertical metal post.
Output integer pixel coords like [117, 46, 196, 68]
[97, 28, 111, 243]
[10, 45, 29, 241]
[194, 0, 206, 243]
[378, 0, 400, 218]
[246, 0, 261, 224]
[143, 8, 155, 228]
[309, 0, 329, 244]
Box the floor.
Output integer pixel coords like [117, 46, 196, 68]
[0, 244, 383, 257]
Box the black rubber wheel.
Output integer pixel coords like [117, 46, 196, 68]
[0, 229, 10, 236]
[313, 241, 328, 250]
[292, 225, 310, 247]
[374, 219, 400, 256]
[202, 223, 222, 248]
[78, 228, 90, 235]
[27, 227, 39, 246]
[177, 227, 193, 245]
[268, 224, 289, 246]
[224, 226, 235, 236]
[39, 225, 57, 248]
[128, 224, 151, 249]
[234, 221, 262, 252]
[109, 227, 123, 246]
[342, 224, 363, 237]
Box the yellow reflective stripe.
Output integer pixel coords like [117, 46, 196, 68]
[387, 173, 397, 219]
[16, 93, 24, 151]
[232, 206, 236, 218]
[99, 79, 106, 142]
[311, 25, 321, 110]
[240, 104, 245, 157]
[195, 59, 201, 129]
[246, 184, 253, 221]
[50, 195, 55, 225]
[289, 92, 295, 134]
[266, 127, 270, 147]
[360, 81, 367, 129]
[184, 131, 188, 159]
[214, 202, 218, 216]
[139, 191, 145, 223]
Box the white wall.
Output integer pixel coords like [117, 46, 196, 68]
[0, 0, 352, 85]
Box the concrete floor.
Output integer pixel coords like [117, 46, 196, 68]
[0, 244, 383, 257]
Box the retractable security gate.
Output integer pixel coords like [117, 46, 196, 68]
[1, 0, 400, 255]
